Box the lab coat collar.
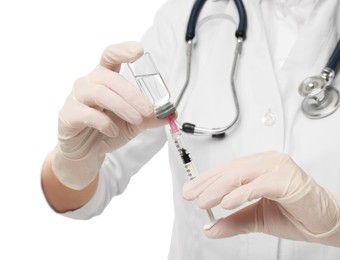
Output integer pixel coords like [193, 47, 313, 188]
[278, 0, 338, 75]
[252, 0, 338, 77]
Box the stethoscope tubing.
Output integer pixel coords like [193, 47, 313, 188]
[326, 39, 340, 71]
[175, 38, 243, 137]
[185, 0, 207, 42]
[176, 0, 247, 137]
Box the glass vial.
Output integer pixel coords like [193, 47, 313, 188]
[128, 52, 176, 119]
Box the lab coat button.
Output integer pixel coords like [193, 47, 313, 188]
[262, 110, 276, 126]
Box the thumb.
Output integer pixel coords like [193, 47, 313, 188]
[100, 41, 144, 72]
[205, 202, 261, 239]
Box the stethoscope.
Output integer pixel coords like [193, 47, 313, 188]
[175, 0, 340, 138]
[298, 40, 340, 119]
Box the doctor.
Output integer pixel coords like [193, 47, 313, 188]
[41, 0, 340, 259]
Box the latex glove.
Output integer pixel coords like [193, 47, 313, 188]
[51, 41, 167, 190]
[183, 151, 340, 247]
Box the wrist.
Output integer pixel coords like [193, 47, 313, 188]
[51, 144, 105, 190]
[277, 178, 340, 238]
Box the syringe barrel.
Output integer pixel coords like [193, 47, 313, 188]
[170, 130, 198, 180]
[169, 123, 218, 229]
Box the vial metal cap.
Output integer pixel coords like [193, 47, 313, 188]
[155, 101, 176, 119]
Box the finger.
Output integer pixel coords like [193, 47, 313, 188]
[74, 80, 144, 125]
[206, 199, 307, 241]
[60, 96, 119, 137]
[100, 41, 144, 72]
[205, 202, 261, 239]
[183, 154, 265, 202]
[220, 174, 273, 209]
[182, 155, 256, 200]
[89, 67, 154, 117]
[182, 167, 226, 201]
[198, 166, 269, 209]
[139, 114, 169, 129]
[183, 152, 282, 203]
[196, 172, 250, 209]
[220, 156, 296, 210]
[91, 84, 145, 125]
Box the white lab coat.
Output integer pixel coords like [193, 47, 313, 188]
[64, 0, 340, 259]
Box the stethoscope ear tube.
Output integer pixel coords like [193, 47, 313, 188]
[234, 0, 247, 39]
[186, 0, 247, 42]
[185, 0, 207, 42]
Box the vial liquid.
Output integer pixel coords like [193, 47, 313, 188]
[128, 53, 175, 119]
[134, 73, 169, 107]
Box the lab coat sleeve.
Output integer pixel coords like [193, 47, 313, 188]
[63, 127, 167, 220]
[62, 0, 181, 220]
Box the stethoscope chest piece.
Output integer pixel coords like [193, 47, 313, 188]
[299, 70, 340, 119]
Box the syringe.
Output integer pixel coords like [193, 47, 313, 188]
[167, 115, 218, 230]
[128, 53, 218, 229]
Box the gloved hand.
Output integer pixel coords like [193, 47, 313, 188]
[182, 151, 340, 247]
[51, 41, 167, 190]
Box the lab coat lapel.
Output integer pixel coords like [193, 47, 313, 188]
[276, 0, 338, 100]
[246, 0, 282, 96]
[231, 0, 286, 155]
[241, 0, 284, 108]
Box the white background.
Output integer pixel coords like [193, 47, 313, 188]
[0, 1, 173, 259]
